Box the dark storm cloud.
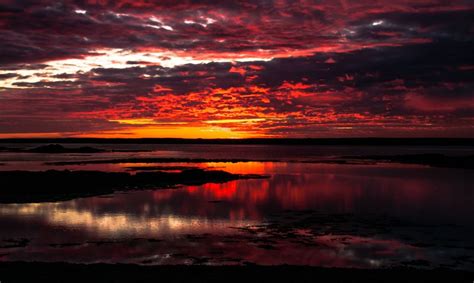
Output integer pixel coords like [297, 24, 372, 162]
[0, 116, 120, 134]
[1, 0, 471, 65]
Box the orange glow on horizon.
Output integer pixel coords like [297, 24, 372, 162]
[0, 125, 266, 139]
[73, 125, 265, 139]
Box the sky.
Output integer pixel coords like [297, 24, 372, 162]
[0, 0, 473, 138]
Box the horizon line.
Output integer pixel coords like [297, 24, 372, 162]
[0, 137, 473, 146]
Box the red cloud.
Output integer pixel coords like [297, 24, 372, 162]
[405, 93, 474, 112]
[0, 1, 473, 137]
[229, 66, 246, 76]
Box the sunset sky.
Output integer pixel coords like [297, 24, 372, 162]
[0, 0, 473, 138]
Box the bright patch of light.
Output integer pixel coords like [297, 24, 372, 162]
[0, 68, 77, 89]
[205, 17, 216, 25]
[149, 16, 161, 23]
[0, 48, 273, 89]
[372, 20, 384, 26]
[205, 118, 266, 124]
[110, 119, 188, 125]
[74, 9, 87, 14]
[146, 16, 173, 31]
[110, 12, 130, 18]
[146, 24, 160, 30]
[184, 17, 216, 28]
[0, 203, 256, 236]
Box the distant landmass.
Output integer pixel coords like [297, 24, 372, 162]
[0, 144, 150, 153]
[0, 138, 473, 146]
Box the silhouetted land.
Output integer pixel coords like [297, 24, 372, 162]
[125, 165, 202, 171]
[1, 138, 473, 146]
[46, 157, 278, 166]
[0, 144, 149, 153]
[0, 169, 266, 203]
[29, 144, 106, 153]
[0, 262, 472, 283]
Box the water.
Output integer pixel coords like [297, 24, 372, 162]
[0, 144, 473, 268]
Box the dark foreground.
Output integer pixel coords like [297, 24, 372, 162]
[0, 262, 472, 283]
[0, 169, 265, 203]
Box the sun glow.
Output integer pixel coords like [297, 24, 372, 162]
[75, 125, 256, 139]
[110, 119, 188, 125]
[204, 118, 267, 124]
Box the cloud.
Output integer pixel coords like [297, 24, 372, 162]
[0, 1, 473, 137]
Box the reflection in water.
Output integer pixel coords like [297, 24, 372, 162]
[0, 203, 256, 237]
[0, 162, 473, 268]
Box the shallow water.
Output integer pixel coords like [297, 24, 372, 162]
[0, 145, 473, 268]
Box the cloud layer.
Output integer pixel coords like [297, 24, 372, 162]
[1, 0, 473, 137]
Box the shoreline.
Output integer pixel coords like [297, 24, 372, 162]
[0, 169, 267, 203]
[0, 262, 472, 283]
[42, 154, 474, 170]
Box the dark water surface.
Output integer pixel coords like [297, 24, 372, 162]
[0, 144, 473, 268]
